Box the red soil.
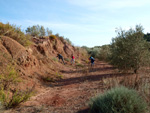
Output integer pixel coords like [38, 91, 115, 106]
[5, 61, 122, 113]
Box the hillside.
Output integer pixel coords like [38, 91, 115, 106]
[0, 35, 88, 92]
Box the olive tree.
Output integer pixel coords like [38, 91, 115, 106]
[110, 25, 150, 73]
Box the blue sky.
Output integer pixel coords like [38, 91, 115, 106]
[0, 0, 150, 47]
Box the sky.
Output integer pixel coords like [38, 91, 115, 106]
[0, 0, 150, 47]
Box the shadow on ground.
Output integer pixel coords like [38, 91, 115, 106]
[60, 66, 116, 74]
[51, 72, 133, 87]
[77, 107, 90, 113]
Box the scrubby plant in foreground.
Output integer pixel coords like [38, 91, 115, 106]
[89, 86, 147, 113]
[0, 64, 33, 109]
[0, 65, 21, 90]
[0, 88, 33, 109]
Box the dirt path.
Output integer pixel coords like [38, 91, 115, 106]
[9, 61, 118, 113]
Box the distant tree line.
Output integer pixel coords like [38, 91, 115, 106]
[83, 25, 150, 73]
[25, 25, 52, 37]
[0, 22, 74, 47]
[25, 25, 73, 45]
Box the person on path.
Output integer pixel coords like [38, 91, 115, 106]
[57, 54, 65, 65]
[71, 55, 75, 64]
[89, 56, 95, 67]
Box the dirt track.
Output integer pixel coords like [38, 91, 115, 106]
[6, 61, 119, 113]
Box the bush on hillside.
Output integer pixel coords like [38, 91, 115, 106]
[0, 22, 32, 46]
[42, 72, 63, 82]
[49, 35, 57, 40]
[89, 86, 147, 113]
[52, 57, 58, 62]
[110, 25, 150, 73]
[64, 58, 70, 62]
[0, 64, 20, 90]
[76, 63, 84, 68]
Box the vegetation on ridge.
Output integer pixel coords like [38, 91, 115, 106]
[0, 22, 31, 46]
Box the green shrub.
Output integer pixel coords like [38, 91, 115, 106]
[0, 22, 32, 47]
[89, 86, 147, 113]
[64, 58, 70, 62]
[0, 64, 21, 90]
[42, 76, 54, 82]
[55, 72, 63, 79]
[42, 72, 63, 82]
[52, 57, 58, 62]
[110, 25, 150, 73]
[85, 60, 90, 64]
[75, 60, 80, 64]
[0, 64, 33, 109]
[0, 88, 33, 109]
[76, 63, 84, 68]
[49, 35, 57, 40]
